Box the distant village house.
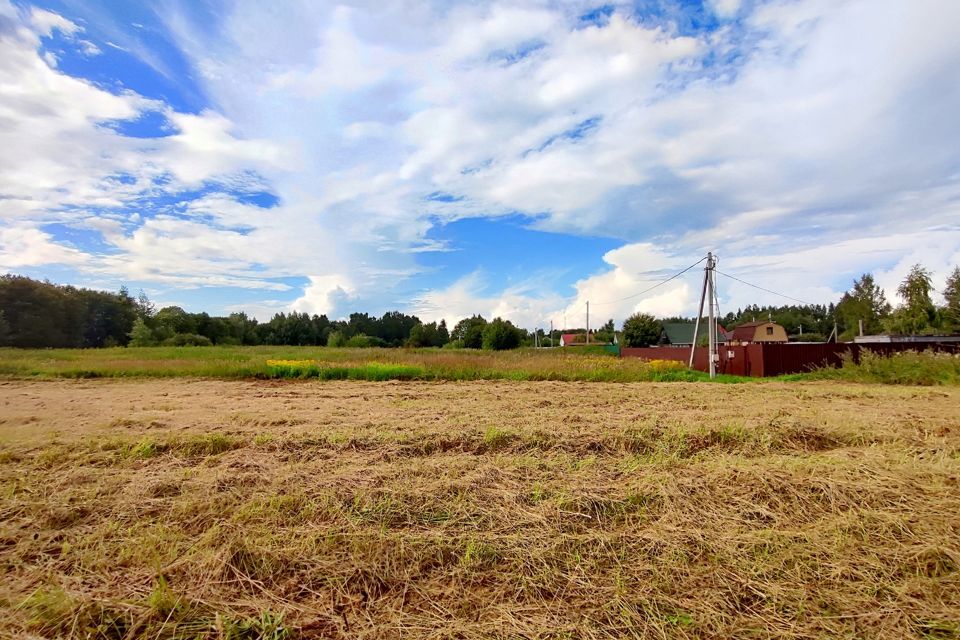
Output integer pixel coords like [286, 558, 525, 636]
[728, 321, 788, 344]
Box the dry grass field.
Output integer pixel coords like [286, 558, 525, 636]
[1, 378, 959, 639]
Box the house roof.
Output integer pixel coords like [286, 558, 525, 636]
[730, 321, 779, 342]
[560, 333, 584, 344]
[662, 322, 727, 345]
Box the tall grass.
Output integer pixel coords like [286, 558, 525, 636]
[0, 346, 747, 383]
[803, 350, 960, 385]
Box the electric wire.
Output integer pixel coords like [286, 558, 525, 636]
[715, 270, 817, 306]
[590, 255, 708, 306]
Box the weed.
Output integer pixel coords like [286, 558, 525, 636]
[482, 425, 516, 451]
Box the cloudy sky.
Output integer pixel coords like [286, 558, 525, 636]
[2, 0, 959, 328]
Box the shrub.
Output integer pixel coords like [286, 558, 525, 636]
[326, 330, 347, 347]
[161, 333, 213, 347]
[345, 334, 386, 348]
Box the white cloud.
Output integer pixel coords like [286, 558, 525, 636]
[290, 275, 355, 317]
[0, 225, 88, 270]
[707, 0, 742, 19]
[29, 7, 80, 36]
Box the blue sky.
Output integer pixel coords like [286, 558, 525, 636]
[1, 0, 959, 328]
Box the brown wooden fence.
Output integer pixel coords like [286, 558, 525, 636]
[621, 342, 960, 377]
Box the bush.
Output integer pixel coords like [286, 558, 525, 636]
[345, 334, 386, 348]
[326, 331, 347, 347]
[482, 318, 521, 351]
[622, 313, 662, 347]
[161, 333, 212, 347]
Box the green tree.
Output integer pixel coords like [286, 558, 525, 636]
[128, 318, 156, 347]
[942, 266, 960, 332]
[407, 321, 449, 347]
[135, 290, 155, 320]
[887, 264, 936, 334]
[622, 313, 662, 347]
[482, 317, 521, 350]
[452, 315, 487, 349]
[836, 273, 890, 338]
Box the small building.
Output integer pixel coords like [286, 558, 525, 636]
[559, 333, 585, 347]
[729, 321, 788, 344]
[659, 322, 728, 347]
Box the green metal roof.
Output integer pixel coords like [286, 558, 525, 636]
[661, 322, 726, 345]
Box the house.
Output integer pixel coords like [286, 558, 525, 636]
[659, 322, 728, 347]
[559, 333, 585, 346]
[728, 321, 788, 344]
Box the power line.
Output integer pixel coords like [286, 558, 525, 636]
[715, 270, 816, 306]
[591, 255, 708, 306]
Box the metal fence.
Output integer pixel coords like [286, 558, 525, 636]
[621, 342, 960, 377]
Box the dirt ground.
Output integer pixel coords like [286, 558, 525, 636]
[1, 378, 959, 638]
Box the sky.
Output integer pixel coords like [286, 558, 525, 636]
[1, 0, 959, 329]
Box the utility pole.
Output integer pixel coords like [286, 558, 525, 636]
[707, 252, 717, 379]
[689, 264, 709, 369]
[858, 319, 864, 337]
[550, 320, 553, 348]
[586, 301, 590, 345]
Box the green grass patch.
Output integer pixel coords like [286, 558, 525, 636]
[0, 345, 759, 383]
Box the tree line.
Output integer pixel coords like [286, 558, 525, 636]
[0, 275, 529, 350]
[1, 264, 957, 350]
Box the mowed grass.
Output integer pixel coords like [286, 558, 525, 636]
[0, 345, 741, 383]
[1, 379, 959, 638]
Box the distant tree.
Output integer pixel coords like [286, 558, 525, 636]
[452, 315, 487, 349]
[227, 312, 260, 345]
[941, 266, 960, 332]
[407, 321, 449, 347]
[135, 290, 155, 320]
[378, 311, 420, 346]
[155, 306, 196, 336]
[128, 318, 156, 347]
[836, 273, 891, 338]
[622, 313, 662, 347]
[0, 310, 9, 346]
[482, 317, 521, 350]
[886, 264, 937, 334]
[345, 312, 377, 339]
[407, 323, 427, 347]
